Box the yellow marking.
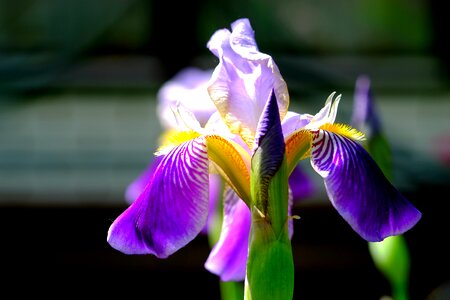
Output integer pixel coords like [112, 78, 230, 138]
[206, 135, 251, 205]
[156, 130, 201, 155]
[320, 123, 366, 141]
[285, 130, 312, 175]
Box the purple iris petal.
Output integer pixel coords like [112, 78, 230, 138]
[107, 137, 210, 258]
[124, 155, 164, 204]
[157, 67, 215, 129]
[310, 129, 421, 242]
[281, 112, 313, 138]
[289, 164, 315, 202]
[205, 187, 250, 282]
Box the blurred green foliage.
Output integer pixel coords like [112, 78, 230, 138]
[0, 0, 434, 94]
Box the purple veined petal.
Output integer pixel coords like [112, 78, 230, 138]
[310, 129, 421, 242]
[107, 137, 210, 258]
[288, 163, 315, 202]
[202, 174, 223, 235]
[157, 67, 216, 129]
[205, 186, 250, 282]
[124, 155, 164, 204]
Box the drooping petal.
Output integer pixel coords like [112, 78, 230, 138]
[124, 155, 163, 204]
[207, 18, 289, 149]
[310, 129, 421, 242]
[107, 137, 210, 258]
[205, 186, 250, 282]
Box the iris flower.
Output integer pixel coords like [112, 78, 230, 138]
[107, 18, 421, 292]
[119, 64, 313, 282]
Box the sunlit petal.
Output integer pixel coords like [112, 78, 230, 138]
[207, 18, 289, 149]
[107, 137, 210, 258]
[205, 186, 250, 281]
[310, 129, 421, 242]
[305, 92, 341, 130]
[170, 103, 204, 133]
[281, 111, 313, 137]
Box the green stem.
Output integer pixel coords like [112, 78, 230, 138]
[245, 157, 294, 300]
[392, 283, 409, 300]
[220, 280, 244, 300]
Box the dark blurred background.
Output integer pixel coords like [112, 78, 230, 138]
[1, 0, 449, 299]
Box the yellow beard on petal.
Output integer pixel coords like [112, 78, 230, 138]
[320, 123, 366, 141]
[156, 129, 201, 155]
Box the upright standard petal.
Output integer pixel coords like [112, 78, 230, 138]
[157, 67, 216, 129]
[305, 92, 341, 130]
[310, 129, 421, 242]
[205, 186, 250, 282]
[207, 18, 289, 149]
[107, 137, 210, 258]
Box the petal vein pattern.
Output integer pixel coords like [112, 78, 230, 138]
[310, 129, 421, 241]
[107, 137, 210, 258]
